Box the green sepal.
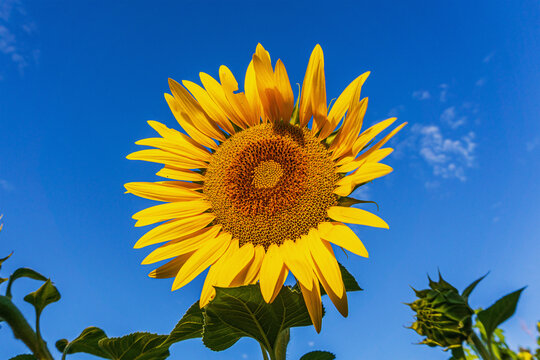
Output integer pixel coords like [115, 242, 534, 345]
[300, 350, 336, 360]
[23, 279, 60, 317]
[461, 272, 489, 300]
[337, 196, 379, 210]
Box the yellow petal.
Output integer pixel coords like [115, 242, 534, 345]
[164, 93, 218, 150]
[299, 44, 325, 127]
[336, 163, 393, 187]
[133, 200, 212, 227]
[244, 60, 263, 124]
[318, 222, 368, 257]
[127, 149, 208, 169]
[259, 244, 285, 303]
[279, 240, 313, 291]
[172, 232, 232, 290]
[231, 245, 265, 286]
[310, 57, 328, 134]
[307, 229, 343, 296]
[148, 251, 196, 279]
[269, 266, 289, 303]
[311, 242, 348, 317]
[134, 213, 215, 248]
[141, 225, 222, 264]
[298, 273, 322, 333]
[125, 182, 204, 202]
[156, 167, 205, 182]
[135, 137, 212, 163]
[145, 121, 210, 158]
[200, 72, 245, 129]
[322, 72, 370, 139]
[334, 163, 393, 196]
[330, 97, 368, 159]
[168, 79, 227, 142]
[199, 238, 240, 307]
[219, 65, 255, 127]
[327, 206, 389, 229]
[182, 80, 235, 134]
[215, 242, 255, 286]
[274, 59, 294, 121]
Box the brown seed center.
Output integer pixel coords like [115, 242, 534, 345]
[253, 160, 283, 189]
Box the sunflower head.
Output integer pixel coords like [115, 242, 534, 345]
[408, 275, 474, 349]
[126, 44, 405, 332]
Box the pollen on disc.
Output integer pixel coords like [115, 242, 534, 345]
[203, 121, 339, 249]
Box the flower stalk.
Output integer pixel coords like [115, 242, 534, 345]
[0, 295, 54, 360]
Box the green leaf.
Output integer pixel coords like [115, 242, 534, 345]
[301, 263, 362, 296]
[57, 326, 109, 358]
[23, 279, 60, 316]
[6, 268, 48, 299]
[299, 351, 336, 360]
[461, 273, 489, 300]
[98, 332, 169, 360]
[162, 301, 204, 346]
[203, 284, 313, 352]
[8, 355, 37, 360]
[477, 287, 526, 342]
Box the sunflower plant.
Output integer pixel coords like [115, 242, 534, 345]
[2, 45, 405, 360]
[407, 272, 533, 360]
[124, 44, 404, 357]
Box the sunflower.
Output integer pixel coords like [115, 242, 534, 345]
[126, 44, 405, 332]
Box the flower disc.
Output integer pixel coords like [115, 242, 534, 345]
[204, 121, 339, 249]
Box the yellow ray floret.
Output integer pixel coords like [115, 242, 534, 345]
[126, 43, 404, 333]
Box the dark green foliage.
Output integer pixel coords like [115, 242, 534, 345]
[162, 301, 204, 346]
[203, 284, 313, 351]
[23, 279, 60, 317]
[300, 350, 337, 360]
[56, 326, 109, 358]
[407, 273, 475, 349]
[8, 355, 38, 360]
[6, 268, 48, 299]
[477, 288, 525, 345]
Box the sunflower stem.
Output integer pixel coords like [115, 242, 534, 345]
[260, 342, 270, 360]
[0, 295, 54, 360]
[273, 328, 290, 360]
[467, 332, 493, 360]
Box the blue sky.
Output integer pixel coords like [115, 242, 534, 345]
[1, 0, 539, 359]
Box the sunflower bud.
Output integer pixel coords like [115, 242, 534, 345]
[407, 274, 474, 350]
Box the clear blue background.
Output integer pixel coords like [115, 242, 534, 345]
[1, 0, 539, 359]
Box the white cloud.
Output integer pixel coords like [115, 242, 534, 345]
[413, 125, 476, 182]
[0, 0, 35, 72]
[387, 104, 404, 117]
[0, 179, 14, 191]
[412, 90, 431, 100]
[483, 52, 494, 63]
[352, 185, 370, 200]
[440, 106, 466, 129]
[308, 341, 315, 347]
[241, 354, 248, 359]
[526, 137, 539, 152]
[439, 83, 448, 102]
[475, 78, 486, 87]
